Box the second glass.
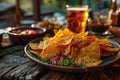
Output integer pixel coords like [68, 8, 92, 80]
[88, 13, 112, 36]
[66, 5, 89, 33]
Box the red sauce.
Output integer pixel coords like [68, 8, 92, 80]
[11, 28, 40, 35]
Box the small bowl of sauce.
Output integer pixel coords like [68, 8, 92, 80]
[8, 27, 46, 44]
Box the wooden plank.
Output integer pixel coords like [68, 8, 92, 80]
[40, 70, 87, 80]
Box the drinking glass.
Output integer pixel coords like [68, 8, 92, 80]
[66, 5, 89, 33]
[88, 13, 112, 37]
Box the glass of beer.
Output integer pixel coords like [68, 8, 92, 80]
[66, 5, 89, 33]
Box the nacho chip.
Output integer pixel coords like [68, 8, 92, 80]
[63, 44, 71, 56]
[38, 38, 53, 49]
[30, 50, 41, 56]
[100, 46, 120, 52]
[40, 42, 60, 59]
[97, 38, 112, 47]
[29, 43, 39, 50]
[68, 47, 79, 60]
[76, 41, 102, 66]
[101, 50, 114, 57]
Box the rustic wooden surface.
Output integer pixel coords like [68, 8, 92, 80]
[0, 35, 120, 80]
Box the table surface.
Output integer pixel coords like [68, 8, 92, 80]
[0, 32, 120, 80]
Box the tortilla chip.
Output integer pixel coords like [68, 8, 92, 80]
[30, 50, 41, 56]
[68, 47, 79, 60]
[101, 50, 114, 57]
[100, 46, 120, 52]
[97, 38, 112, 47]
[29, 43, 40, 50]
[76, 41, 102, 67]
[40, 43, 60, 59]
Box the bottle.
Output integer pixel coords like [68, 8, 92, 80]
[117, 8, 120, 27]
[109, 0, 118, 26]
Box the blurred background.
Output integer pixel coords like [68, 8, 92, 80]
[0, 0, 120, 28]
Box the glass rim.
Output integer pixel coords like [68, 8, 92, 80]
[66, 5, 88, 8]
[66, 5, 88, 10]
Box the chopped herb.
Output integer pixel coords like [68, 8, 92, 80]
[41, 58, 49, 62]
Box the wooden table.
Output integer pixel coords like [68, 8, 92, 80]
[0, 33, 120, 80]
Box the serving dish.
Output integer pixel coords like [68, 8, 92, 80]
[31, 20, 63, 34]
[8, 27, 46, 44]
[24, 37, 120, 72]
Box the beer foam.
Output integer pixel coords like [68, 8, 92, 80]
[67, 7, 88, 11]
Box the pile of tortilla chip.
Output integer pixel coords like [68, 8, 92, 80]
[29, 28, 120, 67]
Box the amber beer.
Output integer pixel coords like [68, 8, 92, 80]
[67, 5, 88, 33]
